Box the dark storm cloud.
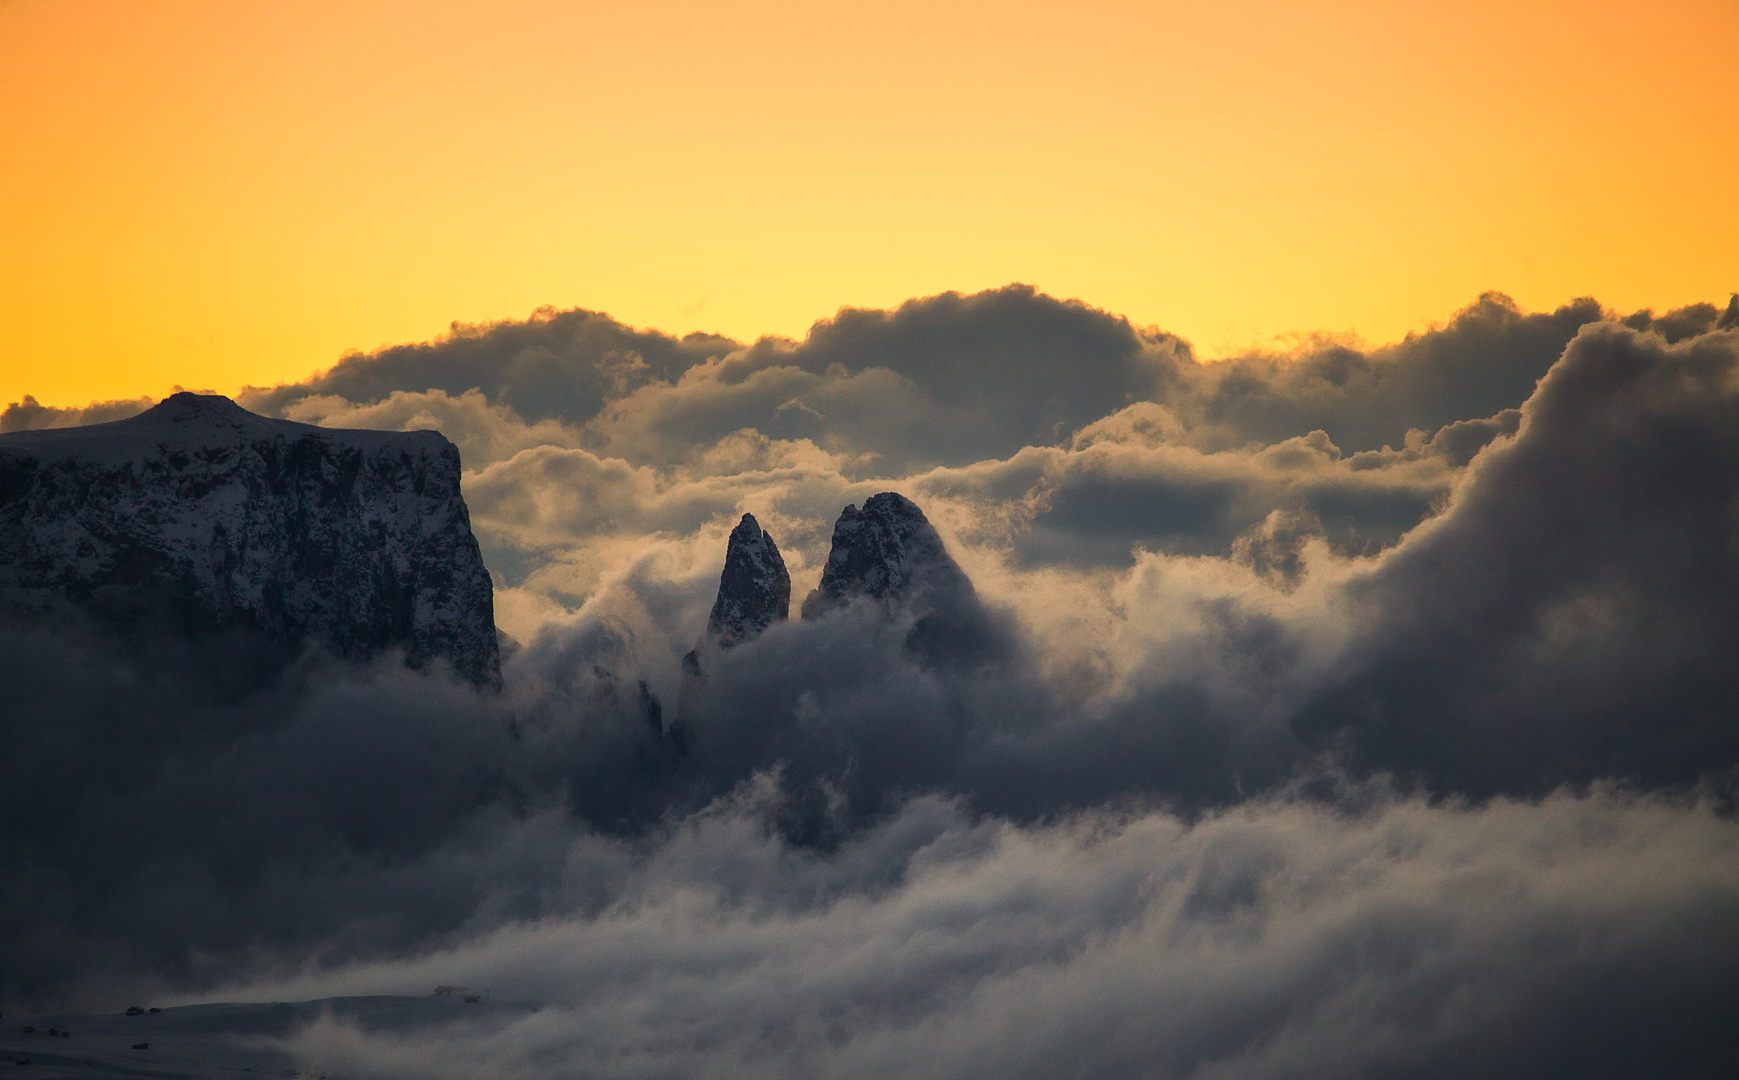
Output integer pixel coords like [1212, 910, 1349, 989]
[0, 393, 153, 432]
[1621, 291, 1739, 342]
[1179, 292, 1605, 453]
[242, 286, 1187, 475]
[0, 625, 516, 1004]
[915, 406, 1488, 569]
[11, 617, 1739, 1073]
[237, 306, 737, 426]
[1297, 322, 1739, 793]
[0, 614, 700, 1006]
[696, 285, 1189, 468]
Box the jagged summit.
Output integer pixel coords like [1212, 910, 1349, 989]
[801, 492, 1005, 667]
[705, 513, 791, 647]
[800, 492, 975, 618]
[676, 513, 790, 742]
[0, 393, 501, 686]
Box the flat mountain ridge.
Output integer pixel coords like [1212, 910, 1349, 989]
[0, 392, 500, 685]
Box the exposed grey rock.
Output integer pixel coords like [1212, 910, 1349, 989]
[801, 492, 974, 619]
[802, 492, 1004, 667]
[677, 514, 790, 742]
[705, 513, 791, 647]
[0, 392, 500, 686]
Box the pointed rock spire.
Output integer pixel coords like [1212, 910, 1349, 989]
[800, 492, 977, 619]
[705, 513, 791, 647]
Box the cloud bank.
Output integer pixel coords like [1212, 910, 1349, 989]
[277, 786, 1739, 1080]
[4, 287, 1738, 1076]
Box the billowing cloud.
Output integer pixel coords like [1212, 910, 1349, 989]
[228, 288, 1629, 469]
[0, 393, 155, 432]
[237, 306, 737, 427]
[4, 289, 1738, 1077]
[211, 288, 1660, 583]
[1298, 323, 1739, 793]
[268, 786, 1739, 1080]
[1174, 292, 1605, 453]
[916, 405, 1481, 569]
[279, 389, 587, 469]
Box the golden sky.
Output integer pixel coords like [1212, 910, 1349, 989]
[2, 0, 1735, 408]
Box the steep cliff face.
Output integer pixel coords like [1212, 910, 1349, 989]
[705, 514, 791, 647]
[0, 392, 500, 686]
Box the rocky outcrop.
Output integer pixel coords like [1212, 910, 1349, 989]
[802, 492, 1002, 666]
[704, 513, 790, 647]
[801, 492, 975, 619]
[675, 513, 791, 744]
[0, 392, 500, 686]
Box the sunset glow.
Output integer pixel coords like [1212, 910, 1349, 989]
[3, 0, 1734, 406]
[8, 3, 1739, 1068]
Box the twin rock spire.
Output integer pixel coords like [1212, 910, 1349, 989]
[674, 493, 1001, 746]
[695, 492, 983, 654]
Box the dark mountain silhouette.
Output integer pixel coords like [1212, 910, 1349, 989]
[0, 392, 500, 686]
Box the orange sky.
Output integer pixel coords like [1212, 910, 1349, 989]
[2, 0, 1735, 408]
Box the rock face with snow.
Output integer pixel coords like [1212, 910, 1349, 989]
[0, 392, 500, 686]
[802, 492, 1002, 666]
[675, 513, 791, 743]
[704, 513, 791, 648]
[801, 492, 974, 619]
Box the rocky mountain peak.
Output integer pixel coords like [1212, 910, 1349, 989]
[705, 513, 791, 647]
[800, 492, 975, 619]
[676, 513, 791, 739]
[799, 492, 1007, 668]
